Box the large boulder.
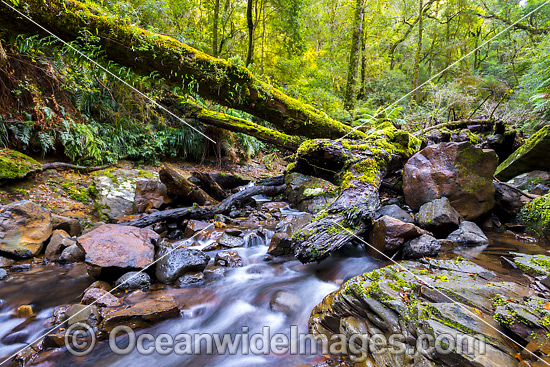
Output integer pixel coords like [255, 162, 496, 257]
[92, 169, 145, 220]
[403, 142, 497, 220]
[416, 197, 462, 236]
[0, 149, 41, 185]
[367, 215, 428, 257]
[517, 193, 550, 238]
[133, 180, 171, 213]
[495, 126, 550, 180]
[493, 180, 529, 220]
[77, 224, 158, 278]
[447, 221, 489, 246]
[155, 247, 210, 283]
[284, 172, 339, 214]
[309, 258, 535, 367]
[0, 201, 52, 258]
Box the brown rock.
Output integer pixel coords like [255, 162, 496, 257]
[0, 256, 14, 267]
[184, 219, 210, 237]
[267, 233, 293, 256]
[77, 224, 158, 278]
[0, 201, 52, 258]
[82, 288, 122, 308]
[133, 180, 171, 213]
[403, 142, 497, 220]
[367, 216, 428, 257]
[88, 280, 112, 292]
[51, 214, 81, 236]
[214, 250, 243, 267]
[17, 305, 34, 318]
[45, 229, 74, 262]
[99, 297, 179, 332]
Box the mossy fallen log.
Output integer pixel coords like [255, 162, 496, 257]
[290, 122, 422, 263]
[0, 0, 366, 140]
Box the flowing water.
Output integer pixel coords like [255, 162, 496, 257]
[0, 206, 548, 366]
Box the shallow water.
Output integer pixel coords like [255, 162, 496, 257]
[0, 223, 547, 366]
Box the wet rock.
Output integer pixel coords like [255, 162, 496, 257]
[214, 250, 243, 267]
[77, 224, 158, 279]
[494, 180, 530, 220]
[374, 204, 414, 223]
[184, 219, 210, 237]
[10, 264, 30, 272]
[447, 221, 489, 246]
[403, 142, 497, 220]
[82, 288, 122, 308]
[133, 180, 171, 213]
[0, 200, 52, 258]
[416, 197, 462, 236]
[310, 258, 528, 367]
[175, 272, 205, 287]
[114, 271, 151, 291]
[225, 228, 242, 236]
[17, 305, 34, 318]
[367, 215, 428, 257]
[402, 234, 441, 259]
[532, 183, 550, 196]
[59, 244, 85, 264]
[88, 281, 112, 292]
[267, 233, 293, 256]
[285, 172, 339, 214]
[507, 170, 550, 193]
[65, 304, 100, 326]
[513, 253, 550, 276]
[217, 233, 245, 248]
[45, 229, 75, 262]
[51, 214, 82, 237]
[275, 212, 313, 237]
[155, 247, 210, 283]
[99, 296, 179, 332]
[495, 126, 550, 180]
[0, 256, 14, 267]
[517, 193, 550, 237]
[270, 291, 301, 315]
[0, 268, 7, 280]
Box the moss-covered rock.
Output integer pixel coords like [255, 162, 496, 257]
[517, 193, 550, 237]
[495, 125, 550, 180]
[310, 258, 534, 366]
[0, 149, 41, 184]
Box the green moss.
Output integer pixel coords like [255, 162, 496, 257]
[62, 182, 90, 203]
[517, 194, 550, 237]
[0, 149, 41, 183]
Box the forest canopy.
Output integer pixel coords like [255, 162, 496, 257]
[0, 0, 549, 164]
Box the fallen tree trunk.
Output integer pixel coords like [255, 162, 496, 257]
[124, 184, 286, 227]
[290, 123, 422, 263]
[159, 165, 218, 206]
[0, 0, 366, 140]
[191, 171, 228, 201]
[40, 162, 112, 172]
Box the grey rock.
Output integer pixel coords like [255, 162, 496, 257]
[115, 271, 151, 291]
[0, 269, 7, 280]
[175, 272, 205, 287]
[65, 304, 100, 326]
[417, 197, 462, 236]
[51, 214, 82, 237]
[447, 221, 489, 246]
[45, 229, 75, 262]
[402, 234, 441, 259]
[59, 244, 85, 264]
[217, 233, 245, 248]
[375, 204, 414, 223]
[155, 247, 210, 283]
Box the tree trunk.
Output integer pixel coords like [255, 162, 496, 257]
[212, 0, 220, 57]
[159, 165, 218, 206]
[246, 0, 255, 66]
[0, 0, 364, 140]
[191, 171, 229, 201]
[413, 0, 424, 102]
[290, 124, 422, 263]
[343, 0, 366, 111]
[0, 40, 6, 67]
